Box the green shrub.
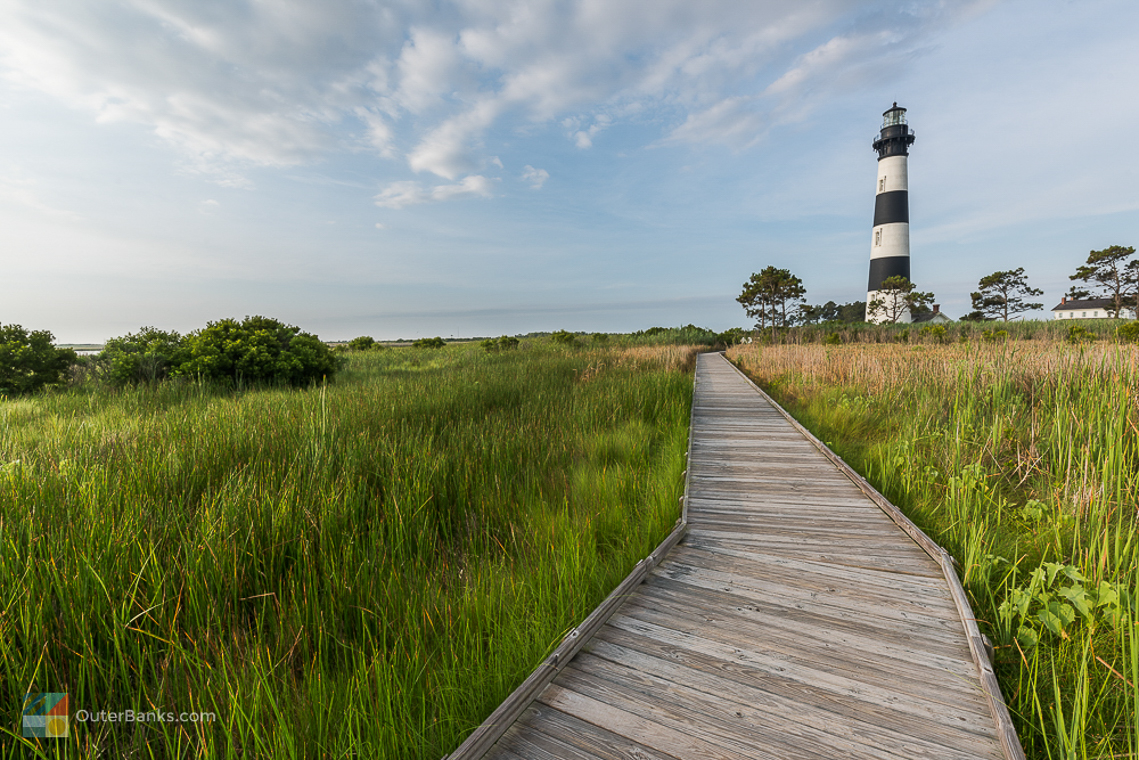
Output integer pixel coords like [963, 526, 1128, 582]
[177, 316, 339, 386]
[981, 329, 1010, 343]
[717, 327, 746, 345]
[1116, 322, 1139, 343]
[347, 336, 379, 351]
[481, 336, 519, 353]
[550, 330, 577, 346]
[413, 336, 447, 349]
[1066, 324, 1097, 345]
[99, 326, 185, 385]
[919, 324, 948, 343]
[824, 332, 843, 345]
[0, 323, 76, 395]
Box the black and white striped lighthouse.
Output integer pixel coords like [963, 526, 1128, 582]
[866, 103, 916, 323]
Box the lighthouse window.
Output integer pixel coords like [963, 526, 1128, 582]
[875, 229, 881, 246]
[879, 178, 885, 192]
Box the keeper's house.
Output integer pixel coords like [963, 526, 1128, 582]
[1052, 297, 1136, 320]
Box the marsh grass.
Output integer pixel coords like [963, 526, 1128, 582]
[729, 340, 1139, 758]
[1, 343, 695, 758]
[758, 317, 1132, 346]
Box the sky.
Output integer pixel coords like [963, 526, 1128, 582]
[1, 0, 1137, 343]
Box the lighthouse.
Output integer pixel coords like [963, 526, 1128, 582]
[866, 103, 916, 323]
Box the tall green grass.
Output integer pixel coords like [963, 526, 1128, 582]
[1, 343, 694, 758]
[752, 317, 1132, 345]
[729, 340, 1139, 759]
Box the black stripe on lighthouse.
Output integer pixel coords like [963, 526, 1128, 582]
[873, 191, 908, 227]
[867, 256, 910, 291]
[867, 103, 916, 324]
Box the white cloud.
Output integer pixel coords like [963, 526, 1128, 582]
[0, 1, 994, 188]
[521, 165, 549, 189]
[666, 96, 765, 147]
[374, 175, 494, 209]
[393, 27, 469, 115]
[570, 114, 612, 149]
[407, 97, 502, 179]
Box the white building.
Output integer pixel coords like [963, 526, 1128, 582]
[1051, 297, 1136, 320]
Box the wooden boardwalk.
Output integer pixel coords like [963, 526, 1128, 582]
[449, 352, 1021, 760]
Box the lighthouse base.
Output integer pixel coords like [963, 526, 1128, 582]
[866, 290, 912, 325]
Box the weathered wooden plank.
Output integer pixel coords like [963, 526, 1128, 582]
[602, 607, 995, 725]
[659, 550, 953, 612]
[682, 535, 945, 578]
[683, 514, 914, 540]
[570, 646, 1004, 759]
[671, 543, 954, 601]
[492, 703, 681, 760]
[685, 524, 941, 559]
[689, 500, 886, 515]
[556, 659, 998, 760]
[684, 528, 937, 561]
[658, 550, 962, 623]
[589, 625, 1000, 741]
[641, 568, 972, 652]
[620, 584, 982, 685]
[537, 684, 771, 760]
[551, 667, 873, 760]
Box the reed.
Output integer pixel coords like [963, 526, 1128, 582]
[728, 339, 1139, 758]
[1, 342, 695, 758]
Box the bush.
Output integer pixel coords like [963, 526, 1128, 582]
[550, 330, 577, 346]
[347, 336, 379, 351]
[99, 327, 185, 385]
[1066, 324, 1097, 345]
[0, 323, 77, 395]
[919, 324, 948, 343]
[1117, 322, 1139, 343]
[715, 327, 746, 346]
[413, 337, 446, 349]
[981, 329, 1009, 343]
[482, 336, 521, 352]
[177, 316, 338, 386]
[823, 332, 843, 345]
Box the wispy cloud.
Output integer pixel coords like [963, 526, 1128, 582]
[374, 175, 494, 209]
[0, 1, 991, 193]
[521, 165, 549, 190]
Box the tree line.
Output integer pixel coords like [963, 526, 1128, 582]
[738, 244, 1137, 329]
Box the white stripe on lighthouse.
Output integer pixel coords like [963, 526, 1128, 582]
[867, 153, 912, 322]
[870, 222, 910, 259]
[876, 155, 908, 193]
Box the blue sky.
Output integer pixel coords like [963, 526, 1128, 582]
[2, 0, 1137, 343]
